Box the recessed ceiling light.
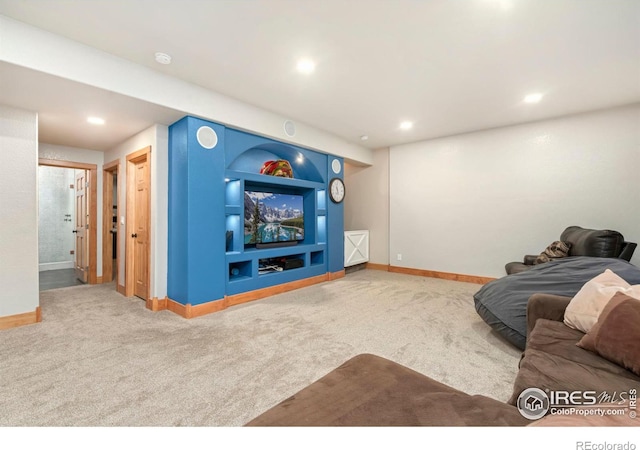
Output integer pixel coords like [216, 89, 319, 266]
[399, 121, 413, 130]
[523, 93, 543, 104]
[296, 58, 316, 74]
[483, 0, 513, 10]
[360, 135, 369, 141]
[155, 52, 172, 65]
[87, 116, 105, 125]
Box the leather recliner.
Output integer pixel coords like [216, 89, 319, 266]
[505, 226, 637, 275]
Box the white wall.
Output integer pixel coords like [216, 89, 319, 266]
[103, 124, 168, 299]
[38, 166, 75, 270]
[39, 143, 105, 275]
[344, 148, 390, 265]
[0, 105, 39, 316]
[390, 104, 640, 278]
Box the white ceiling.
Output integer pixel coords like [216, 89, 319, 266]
[0, 62, 187, 151]
[0, 0, 639, 152]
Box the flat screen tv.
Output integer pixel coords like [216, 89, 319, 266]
[244, 190, 304, 248]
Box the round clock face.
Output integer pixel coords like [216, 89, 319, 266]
[329, 178, 345, 203]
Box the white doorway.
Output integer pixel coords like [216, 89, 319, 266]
[102, 159, 120, 287]
[38, 158, 98, 291]
[37, 165, 84, 290]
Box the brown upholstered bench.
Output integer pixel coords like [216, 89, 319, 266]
[245, 353, 529, 427]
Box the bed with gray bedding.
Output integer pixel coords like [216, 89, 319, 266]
[473, 256, 640, 350]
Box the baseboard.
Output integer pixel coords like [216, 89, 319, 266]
[39, 261, 74, 272]
[96, 276, 103, 284]
[117, 284, 126, 296]
[166, 297, 228, 319]
[226, 273, 329, 307]
[327, 270, 345, 281]
[365, 263, 390, 271]
[388, 266, 496, 285]
[164, 273, 332, 319]
[0, 306, 42, 331]
[146, 296, 169, 312]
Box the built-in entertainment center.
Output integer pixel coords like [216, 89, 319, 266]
[167, 116, 344, 317]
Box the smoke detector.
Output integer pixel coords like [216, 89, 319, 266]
[155, 52, 172, 65]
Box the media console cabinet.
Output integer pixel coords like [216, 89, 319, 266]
[167, 116, 345, 317]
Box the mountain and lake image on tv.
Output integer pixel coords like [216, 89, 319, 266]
[244, 191, 304, 247]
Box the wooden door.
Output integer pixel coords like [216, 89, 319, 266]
[129, 155, 150, 300]
[74, 170, 88, 283]
[102, 160, 119, 286]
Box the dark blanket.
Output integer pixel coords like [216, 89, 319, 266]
[474, 257, 640, 350]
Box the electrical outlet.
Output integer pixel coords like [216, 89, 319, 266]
[397, 253, 402, 261]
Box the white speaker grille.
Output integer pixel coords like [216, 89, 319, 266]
[196, 126, 218, 149]
[284, 120, 296, 137]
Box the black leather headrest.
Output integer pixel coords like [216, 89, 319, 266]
[560, 226, 624, 258]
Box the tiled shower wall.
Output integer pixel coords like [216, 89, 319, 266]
[38, 166, 76, 270]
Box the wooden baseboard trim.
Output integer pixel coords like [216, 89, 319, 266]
[365, 263, 390, 271]
[95, 276, 103, 284]
[226, 273, 329, 307]
[146, 296, 169, 312]
[117, 284, 126, 296]
[166, 273, 338, 319]
[166, 297, 228, 319]
[327, 270, 345, 281]
[0, 306, 41, 331]
[388, 266, 496, 285]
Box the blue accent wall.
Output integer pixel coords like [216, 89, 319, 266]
[168, 117, 226, 305]
[327, 157, 345, 274]
[167, 117, 189, 302]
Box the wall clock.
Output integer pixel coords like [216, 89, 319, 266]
[329, 178, 345, 203]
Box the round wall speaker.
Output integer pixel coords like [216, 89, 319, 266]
[331, 159, 342, 174]
[283, 120, 296, 137]
[196, 126, 218, 149]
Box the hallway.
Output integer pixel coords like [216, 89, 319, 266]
[39, 269, 85, 291]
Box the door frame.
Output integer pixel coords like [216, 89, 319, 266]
[125, 146, 151, 299]
[38, 158, 98, 284]
[102, 159, 119, 285]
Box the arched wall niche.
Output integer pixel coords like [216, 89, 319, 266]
[226, 143, 324, 183]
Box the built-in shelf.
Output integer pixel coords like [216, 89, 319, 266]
[224, 163, 328, 295]
[169, 116, 343, 309]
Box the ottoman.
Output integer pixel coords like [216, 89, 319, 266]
[246, 354, 529, 427]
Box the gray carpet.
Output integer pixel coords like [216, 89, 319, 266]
[0, 269, 521, 426]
